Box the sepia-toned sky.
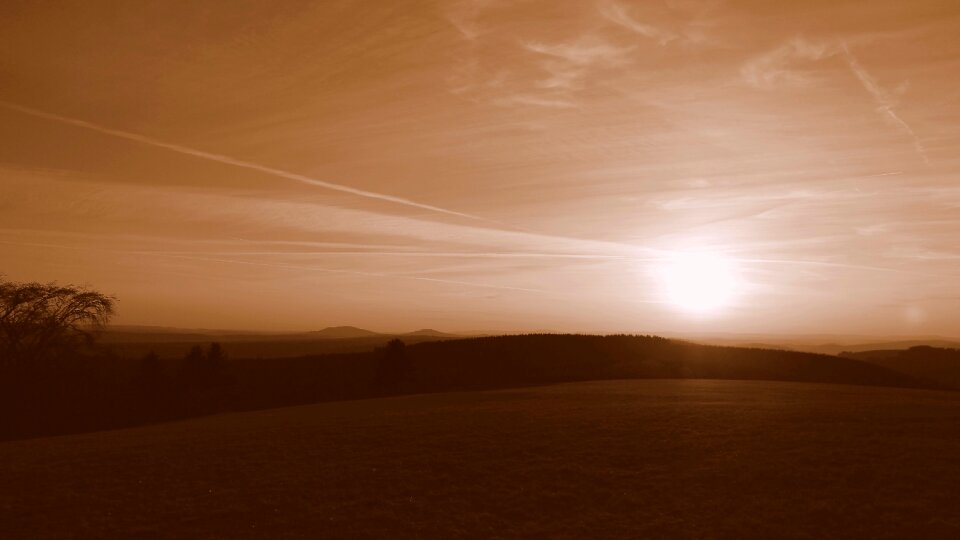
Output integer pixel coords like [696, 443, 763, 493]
[2, 0, 959, 335]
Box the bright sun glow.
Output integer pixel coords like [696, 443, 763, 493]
[657, 252, 741, 315]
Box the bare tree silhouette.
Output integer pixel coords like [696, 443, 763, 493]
[0, 278, 114, 371]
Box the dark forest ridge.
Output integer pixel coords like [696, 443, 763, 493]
[98, 324, 960, 364]
[5, 333, 954, 441]
[100, 324, 959, 350]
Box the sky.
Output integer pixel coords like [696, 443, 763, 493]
[1, 0, 959, 336]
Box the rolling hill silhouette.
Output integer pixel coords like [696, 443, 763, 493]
[398, 334, 929, 392]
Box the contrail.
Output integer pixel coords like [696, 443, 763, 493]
[738, 257, 957, 278]
[0, 238, 547, 292]
[0, 101, 482, 220]
[146, 252, 547, 293]
[131, 249, 630, 260]
[841, 44, 931, 166]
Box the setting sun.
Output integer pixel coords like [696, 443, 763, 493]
[657, 252, 740, 315]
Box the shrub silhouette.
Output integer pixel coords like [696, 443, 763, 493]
[375, 339, 411, 394]
[133, 351, 171, 420]
[176, 343, 233, 413]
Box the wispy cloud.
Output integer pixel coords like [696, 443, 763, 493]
[445, 1, 639, 109]
[524, 39, 634, 66]
[493, 94, 577, 109]
[600, 0, 722, 47]
[741, 37, 838, 88]
[452, 34, 632, 109]
[742, 37, 930, 164]
[598, 0, 677, 46]
[517, 37, 634, 104]
[446, 0, 495, 41]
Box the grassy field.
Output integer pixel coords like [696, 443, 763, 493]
[2, 379, 958, 539]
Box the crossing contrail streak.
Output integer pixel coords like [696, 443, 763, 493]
[0, 101, 482, 220]
[841, 44, 931, 166]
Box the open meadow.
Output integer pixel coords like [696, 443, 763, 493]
[2, 379, 958, 539]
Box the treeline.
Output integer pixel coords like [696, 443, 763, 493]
[1, 343, 234, 440]
[2, 334, 940, 441]
[0, 337, 413, 440]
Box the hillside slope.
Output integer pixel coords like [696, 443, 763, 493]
[402, 334, 929, 392]
[842, 346, 960, 389]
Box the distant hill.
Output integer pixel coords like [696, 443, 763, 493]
[99, 325, 288, 344]
[686, 335, 960, 356]
[812, 340, 960, 355]
[106, 335, 447, 360]
[100, 329, 237, 344]
[308, 326, 383, 339]
[404, 328, 459, 338]
[841, 346, 960, 389]
[99, 325, 457, 359]
[101, 324, 388, 342]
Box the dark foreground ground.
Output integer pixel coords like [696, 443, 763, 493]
[1, 379, 958, 539]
